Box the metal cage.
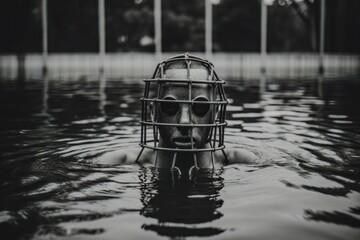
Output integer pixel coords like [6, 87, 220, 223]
[136, 53, 228, 171]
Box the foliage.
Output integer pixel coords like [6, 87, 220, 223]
[0, 0, 358, 53]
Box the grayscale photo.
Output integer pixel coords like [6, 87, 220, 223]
[0, 0, 359, 239]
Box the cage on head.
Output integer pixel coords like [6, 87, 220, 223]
[136, 53, 228, 173]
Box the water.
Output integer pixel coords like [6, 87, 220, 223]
[0, 72, 360, 239]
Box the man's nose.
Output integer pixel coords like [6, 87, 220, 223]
[178, 105, 191, 124]
[177, 105, 191, 134]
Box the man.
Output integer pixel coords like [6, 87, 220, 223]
[98, 54, 256, 173]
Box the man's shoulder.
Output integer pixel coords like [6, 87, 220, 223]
[220, 147, 258, 165]
[95, 147, 154, 166]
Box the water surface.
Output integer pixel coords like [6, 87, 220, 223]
[0, 73, 360, 239]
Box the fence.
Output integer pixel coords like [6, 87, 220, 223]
[1, 0, 359, 79]
[30, 0, 329, 72]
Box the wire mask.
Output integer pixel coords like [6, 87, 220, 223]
[136, 53, 228, 174]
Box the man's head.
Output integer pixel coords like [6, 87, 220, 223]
[140, 54, 227, 153]
[156, 61, 214, 149]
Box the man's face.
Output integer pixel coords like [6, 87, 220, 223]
[156, 68, 215, 149]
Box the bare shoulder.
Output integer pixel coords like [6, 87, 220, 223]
[95, 147, 153, 166]
[221, 148, 258, 164]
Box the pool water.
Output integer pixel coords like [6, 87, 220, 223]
[0, 73, 360, 239]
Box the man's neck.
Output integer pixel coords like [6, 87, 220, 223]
[156, 141, 213, 170]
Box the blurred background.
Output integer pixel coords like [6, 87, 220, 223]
[0, 0, 359, 78]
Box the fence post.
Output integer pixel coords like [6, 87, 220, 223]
[99, 0, 106, 71]
[260, 0, 267, 73]
[319, 0, 326, 74]
[154, 0, 162, 60]
[205, 0, 212, 59]
[42, 0, 48, 72]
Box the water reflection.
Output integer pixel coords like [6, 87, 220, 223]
[304, 209, 360, 228]
[317, 73, 323, 99]
[259, 71, 266, 99]
[98, 70, 107, 117]
[41, 71, 49, 119]
[139, 167, 225, 238]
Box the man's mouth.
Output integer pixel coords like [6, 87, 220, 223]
[173, 137, 196, 148]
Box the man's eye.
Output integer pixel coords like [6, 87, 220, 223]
[192, 97, 210, 116]
[160, 98, 179, 115]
